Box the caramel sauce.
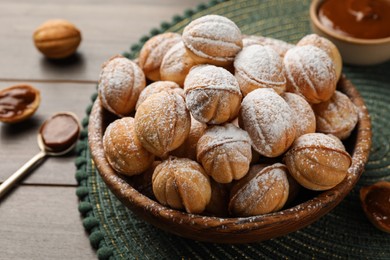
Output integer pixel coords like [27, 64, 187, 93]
[40, 113, 80, 152]
[364, 185, 390, 227]
[0, 86, 36, 119]
[318, 0, 390, 39]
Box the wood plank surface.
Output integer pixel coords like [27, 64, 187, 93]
[0, 186, 96, 260]
[0, 0, 205, 82]
[0, 0, 206, 259]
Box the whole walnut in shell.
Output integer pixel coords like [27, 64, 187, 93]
[284, 133, 352, 191]
[239, 88, 296, 157]
[184, 64, 242, 124]
[229, 163, 290, 217]
[98, 55, 146, 117]
[103, 117, 154, 176]
[135, 91, 190, 158]
[197, 123, 252, 183]
[152, 157, 211, 214]
[312, 90, 358, 140]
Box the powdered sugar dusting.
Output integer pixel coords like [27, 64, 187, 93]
[182, 15, 242, 61]
[135, 91, 190, 157]
[241, 88, 295, 157]
[242, 35, 294, 57]
[184, 65, 240, 93]
[139, 32, 181, 72]
[232, 163, 288, 215]
[312, 91, 358, 140]
[234, 45, 286, 88]
[184, 65, 241, 124]
[98, 56, 145, 116]
[136, 81, 182, 110]
[282, 92, 316, 138]
[199, 123, 251, 150]
[103, 117, 153, 175]
[284, 45, 336, 103]
[293, 133, 346, 151]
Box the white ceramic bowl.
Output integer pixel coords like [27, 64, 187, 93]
[310, 0, 390, 65]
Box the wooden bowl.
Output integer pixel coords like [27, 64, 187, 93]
[88, 76, 372, 243]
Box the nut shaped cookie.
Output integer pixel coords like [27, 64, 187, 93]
[282, 92, 316, 138]
[229, 163, 289, 216]
[152, 157, 211, 214]
[160, 41, 197, 86]
[239, 88, 296, 157]
[234, 45, 286, 96]
[242, 35, 294, 58]
[103, 117, 154, 176]
[98, 55, 146, 117]
[284, 45, 337, 104]
[312, 90, 358, 140]
[138, 32, 181, 81]
[184, 64, 242, 124]
[182, 15, 243, 66]
[284, 133, 352, 191]
[297, 34, 342, 81]
[197, 123, 252, 183]
[135, 81, 183, 110]
[135, 91, 190, 158]
[33, 19, 81, 59]
[171, 116, 207, 160]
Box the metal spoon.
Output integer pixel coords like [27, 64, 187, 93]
[0, 112, 80, 200]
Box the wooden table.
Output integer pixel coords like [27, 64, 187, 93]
[0, 0, 204, 258]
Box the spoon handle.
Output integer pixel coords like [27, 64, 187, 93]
[0, 150, 47, 200]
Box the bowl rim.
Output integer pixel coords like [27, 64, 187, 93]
[88, 76, 372, 243]
[310, 0, 390, 45]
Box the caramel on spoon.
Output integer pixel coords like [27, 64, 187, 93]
[0, 112, 80, 199]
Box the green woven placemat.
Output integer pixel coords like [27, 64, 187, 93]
[75, 0, 390, 259]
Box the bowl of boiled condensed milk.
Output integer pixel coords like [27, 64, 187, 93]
[310, 0, 390, 65]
